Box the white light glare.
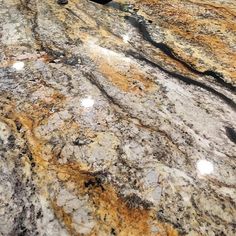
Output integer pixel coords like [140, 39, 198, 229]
[122, 35, 130, 43]
[12, 61, 25, 70]
[81, 97, 95, 108]
[197, 159, 214, 175]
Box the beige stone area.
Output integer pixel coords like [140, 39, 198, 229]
[0, 0, 235, 235]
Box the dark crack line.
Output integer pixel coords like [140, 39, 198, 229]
[82, 71, 156, 127]
[65, 7, 87, 24]
[82, 71, 124, 109]
[225, 126, 236, 144]
[124, 15, 236, 93]
[126, 50, 236, 111]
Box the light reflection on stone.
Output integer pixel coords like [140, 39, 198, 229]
[12, 61, 25, 70]
[197, 159, 214, 175]
[122, 34, 130, 43]
[81, 96, 95, 108]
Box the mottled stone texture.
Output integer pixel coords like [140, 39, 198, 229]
[0, 0, 235, 235]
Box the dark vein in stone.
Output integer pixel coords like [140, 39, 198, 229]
[126, 50, 236, 111]
[65, 7, 87, 24]
[124, 15, 236, 93]
[82, 71, 128, 112]
[225, 126, 236, 144]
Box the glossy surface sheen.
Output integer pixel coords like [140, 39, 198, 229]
[0, 0, 235, 235]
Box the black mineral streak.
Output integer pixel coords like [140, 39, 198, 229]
[225, 127, 236, 144]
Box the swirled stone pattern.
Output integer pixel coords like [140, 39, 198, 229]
[0, 0, 235, 235]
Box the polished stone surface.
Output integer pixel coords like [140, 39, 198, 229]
[0, 0, 236, 235]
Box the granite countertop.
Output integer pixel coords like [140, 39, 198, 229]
[0, 0, 236, 235]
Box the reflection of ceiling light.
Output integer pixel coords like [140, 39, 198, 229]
[12, 61, 25, 70]
[81, 97, 95, 108]
[122, 35, 130, 43]
[197, 159, 214, 175]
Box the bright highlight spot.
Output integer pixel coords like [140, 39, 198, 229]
[122, 35, 130, 43]
[12, 61, 25, 70]
[81, 97, 95, 108]
[197, 159, 214, 175]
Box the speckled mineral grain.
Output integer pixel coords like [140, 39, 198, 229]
[0, 0, 235, 235]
